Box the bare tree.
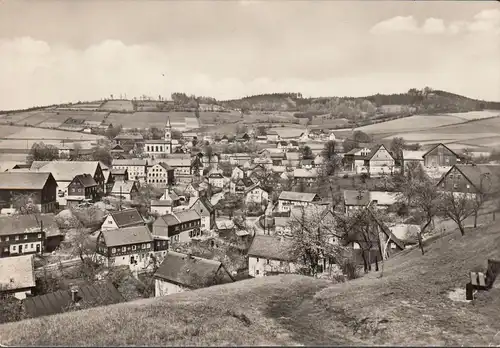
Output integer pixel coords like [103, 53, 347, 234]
[12, 193, 41, 216]
[439, 191, 476, 236]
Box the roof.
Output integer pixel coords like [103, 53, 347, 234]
[101, 225, 152, 247]
[301, 159, 314, 166]
[114, 133, 144, 140]
[111, 181, 136, 195]
[72, 173, 97, 188]
[208, 173, 224, 179]
[174, 210, 201, 223]
[422, 143, 460, 158]
[215, 219, 235, 230]
[151, 200, 173, 207]
[154, 251, 233, 289]
[144, 139, 171, 144]
[272, 165, 286, 173]
[293, 168, 318, 178]
[285, 152, 301, 160]
[270, 128, 305, 139]
[0, 172, 55, 190]
[109, 208, 144, 228]
[30, 161, 101, 182]
[369, 191, 399, 206]
[247, 235, 295, 261]
[189, 196, 215, 213]
[162, 156, 191, 167]
[279, 191, 319, 202]
[365, 144, 393, 161]
[389, 224, 420, 244]
[158, 214, 180, 227]
[343, 190, 371, 206]
[402, 150, 426, 161]
[0, 255, 35, 291]
[111, 168, 128, 175]
[149, 162, 174, 171]
[30, 161, 52, 170]
[112, 159, 147, 166]
[24, 281, 124, 319]
[366, 207, 405, 250]
[447, 164, 500, 193]
[0, 213, 61, 237]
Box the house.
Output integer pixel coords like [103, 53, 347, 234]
[113, 133, 144, 148]
[270, 152, 285, 166]
[252, 157, 273, 170]
[30, 161, 106, 206]
[188, 196, 216, 232]
[266, 130, 280, 142]
[184, 182, 206, 198]
[236, 133, 251, 143]
[277, 191, 321, 213]
[229, 153, 252, 166]
[270, 128, 305, 141]
[101, 208, 145, 231]
[342, 147, 373, 173]
[293, 168, 318, 186]
[162, 155, 193, 183]
[112, 159, 148, 182]
[111, 168, 129, 182]
[110, 143, 125, 155]
[283, 152, 302, 168]
[364, 144, 397, 176]
[0, 255, 36, 299]
[422, 143, 460, 168]
[214, 218, 235, 236]
[147, 162, 175, 187]
[66, 174, 98, 208]
[230, 177, 255, 195]
[103, 170, 115, 195]
[343, 190, 398, 214]
[96, 225, 154, 268]
[436, 164, 500, 196]
[402, 150, 426, 171]
[247, 235, 297, 277]
[182, 132, 198, 142]
[277, 140, 299, 153]
[154, 251, 234, 297]
[24, 281, 124, 319]
[300, 159, 314, 170]
[231, 166, 246, 181]
[244, 184, 269, 206]
[207, 172, 225, 188]
[151, 188, 182, 216]
[110, 181, 140, 202]
[200, 153, 219, 171]
[152, 210, 202, 245]
[0, 172, 57, 213]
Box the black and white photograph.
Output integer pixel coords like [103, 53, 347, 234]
[0, 0, 499, 346]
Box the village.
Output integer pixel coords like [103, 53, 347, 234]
[1, 110, 499, 323]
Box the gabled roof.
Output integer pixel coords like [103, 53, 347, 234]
[30, 161, 101, 182]
[402, 150, 426, 161]
[111, 181, 136, 195]
[422, 143, 460, 159]
[101, 225, 152, 247]
[366, 206, 405, 250]
[0, 172, 56, 190]
[72, 173, 97, 188]
[344, 190, 397, 206]
[154, 251, 233, 289]
[247, 235, 295, 261]
[174, 210, 201, 223]
[293, 168, 318, 178]
[112, 159, 148, 166]
[108, 208, 144, 228]
[439, 164, 500, 194]
[279, 191, 319, 202]
[285, 152, 301, 160]
[189, 196, 215, 213]
[111, 168, 128, 175]
[365, 144, 394, 161]
[149, 162, 174, 171]
[24, 281, 124, 319]
[0, 213, 61, 237]
[0, 254, 35, 291]
[208, 173, 224, 179]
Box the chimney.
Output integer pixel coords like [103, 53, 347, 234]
[70, 286, 79, 303]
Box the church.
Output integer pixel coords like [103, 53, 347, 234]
[144, 117, 172, 158]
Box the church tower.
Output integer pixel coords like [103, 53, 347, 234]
[165, 116, 172, 154]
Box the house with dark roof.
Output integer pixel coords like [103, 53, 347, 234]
[152, 210, 202, 245]
[343, 190, 398, 214]
[343, 145, 396, 176]
[422, 143, 460, 168]
[0, 214, 62, 257]
[247, 235, 298, 277]
[24, 281, 124, 319]
[101, 208, 145, 232]
[112, 159, 148, 182]
[0, 254, 36, 299]
[230, 177, 256, 195]
[66, 174, 98, 208]
[30, 161, 105, 206]
[151, 187, 182, 216]
[111, 168, 129, 182]
[188, 196, 216, 232]
[146, 162, 175, 187]
[153, 251, 234, 297]
[0, 172, 58, 213]
[96, 225, 155, 269]
[277, 191, 321, 213]
[110, 181, 139, 201]
[207, 172, 225, 188]
[436, 164, 500, 197]
[284, 152, 302, 168]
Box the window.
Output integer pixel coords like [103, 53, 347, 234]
[108, 220, 113, 224]
[31, 244, 34, 248]
[78, 188, 82, 193]
[23, 235, 28, 240]
[280, 261, 283, 266]
[146, 243, 151, 248]
[5, 236, 9, 241]
[15, 236, 19, 241]
[132, 245, 136, 250]
[3, 247, 7, 252]
[256, 270, 260, 275]
[122, 246, 126, 252]
[466, 184, 470, 189]
[453, 184, 458, 189]
[266, 259, 270, 265]
[142, 244, 145, 249]
[12, 246, 16, 250]
[256, 257, 260, 262]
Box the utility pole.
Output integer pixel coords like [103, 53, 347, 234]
[119, 186, 123, 211]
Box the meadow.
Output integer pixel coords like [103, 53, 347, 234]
[356, 114, 466, 134]
[0, 125, 104, 141]
[100, 100, 134, 112]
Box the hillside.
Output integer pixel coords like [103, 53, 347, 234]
[1, 221, 500, 346]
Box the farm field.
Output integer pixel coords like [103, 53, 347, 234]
[100, 100, 134, 112]
[107, 112, 187, 129]
[355, 114, 466, 134]
[0, 153, 28, 162]
[442, 110, 500, 120]
[0, 111, 42, 125]
[0, 126, 104, 141]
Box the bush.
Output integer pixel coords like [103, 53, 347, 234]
[339, 258, 360, 280]
[342, 174, 349, 179]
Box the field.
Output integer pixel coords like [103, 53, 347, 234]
[100, 100, 134, 112]
[1, 220, 499, 346]
[356, 114, 466, 134]
[0, 125, 104, 141]
[107, 111, 200, 129]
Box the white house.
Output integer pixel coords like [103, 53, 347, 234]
[101, 208, 146, 231]
[247, 235, 297, 277]
[112, 159, 148, 182]
[207, 172, 225, 188]
[277, 191, 321, 213]
[0, 254, 36, 300]
[231, 166, 246, 181]
[343, 190, 398, 214]
[244, 184, 269, 206]
[154, 251, 234, 297]
[110, 181, 139, 201]
[188, 196, 216, 232]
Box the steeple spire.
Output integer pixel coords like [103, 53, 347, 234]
[166, 116, 171, 128]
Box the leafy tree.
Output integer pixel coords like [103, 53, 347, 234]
[171, 129, 182, 140]
[256, 126, 267, 136]
[27, 142, 60, 164]
[301, 145, 314, 160]
[70, 142, 83, 161]
[352, 130, 372, 144]
[320, 141, 342, 176]
[91, 145, 112, 165]
[215, 193, 244, 218]
[105, 124, 122, 140]
[390, 137, 405, 162]
[0, 289, 26, 324]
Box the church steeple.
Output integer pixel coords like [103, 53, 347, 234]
[165, 116, 171, 141]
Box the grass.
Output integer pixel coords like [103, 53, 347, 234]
[1, 220, 500, 345]
[356, 114, 467, 134]
[100, 100, 134, 112]
[0, 127, 104, 141]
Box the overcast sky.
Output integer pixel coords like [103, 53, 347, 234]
[0, 1, 499, 110]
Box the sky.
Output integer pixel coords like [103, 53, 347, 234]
[0, 1, 499, 110]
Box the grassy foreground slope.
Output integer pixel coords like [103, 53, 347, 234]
[1, 222, 500, 346]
